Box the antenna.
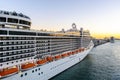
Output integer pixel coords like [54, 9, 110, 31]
[72, 23, 76, 29]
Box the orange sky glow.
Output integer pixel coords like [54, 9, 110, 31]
[91, 33, 120, 39]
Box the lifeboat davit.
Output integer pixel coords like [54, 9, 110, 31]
[46, 56, 53, 62]
[21, 62, 36, 70]
[0, 66, 19, 77]
[37, 59, 48, 65]
[54, 55, 61, 60]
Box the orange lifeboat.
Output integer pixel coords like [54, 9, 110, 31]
[75, 50, 78, 53]
[37, 59, 48, 65]
[61, 53, 68, 58]
[46, 56, 53, 62]
[83, 48, 85, 51]
[69, 52, 72, 55]
[72, 51, 75, 55]
[21, 62, 36, 70]
[81, 48, 85, 51]
[0, 66, 19, 77]
[54, 55, 61, 60]
[77, 49, 80, 53]
[78, 48, 81, 52]
[67, 52, 71, 56]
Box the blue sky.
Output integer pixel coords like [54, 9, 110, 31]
[1, 0, 120, 37]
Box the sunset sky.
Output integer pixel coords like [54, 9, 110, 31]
[0, 0, 120, 38]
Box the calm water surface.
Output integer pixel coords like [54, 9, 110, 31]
[50, 40, 120, 80]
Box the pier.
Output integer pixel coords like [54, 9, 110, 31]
[92, 38, 110, 47]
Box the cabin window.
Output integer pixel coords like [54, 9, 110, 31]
[12, 12, 17, 16]
[4, 11, 9, 15]
[0, 30, 7, 35]
[8, 18, 18, 23]
[0, 53, 3, 57]
[0, 17, 6, 22]
[19, 20, 31, 26]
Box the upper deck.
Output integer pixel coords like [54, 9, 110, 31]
[0, 10, 31, 30]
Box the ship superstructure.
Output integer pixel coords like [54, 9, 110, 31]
[0, 10, 94, 80]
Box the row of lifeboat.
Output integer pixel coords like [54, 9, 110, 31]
[0, 48, 85, 78]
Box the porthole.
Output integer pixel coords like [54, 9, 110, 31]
[41, 72, 43, 74]
[21, 74, 23, 77]
[38, 68, 40, 70]
[35, 69, 37, 72]
[25, 73, 27, 76]
[38, 73, 40, 75]
[0, 64, 2, 66]
[32, 70, 34, 73]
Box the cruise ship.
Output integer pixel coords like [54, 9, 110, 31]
[0, 10, 94, 80]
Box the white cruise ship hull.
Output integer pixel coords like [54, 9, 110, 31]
[1, 44, 94, 80]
